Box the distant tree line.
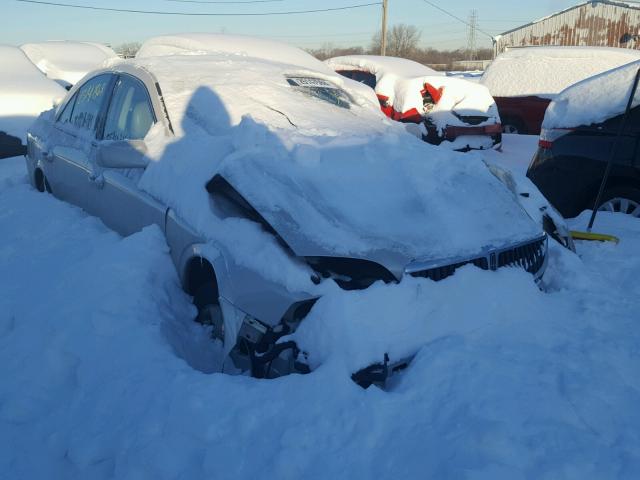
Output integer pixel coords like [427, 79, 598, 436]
[308, 24, 492, 71]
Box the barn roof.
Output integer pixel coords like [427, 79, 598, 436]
[498, 0, 640, 38]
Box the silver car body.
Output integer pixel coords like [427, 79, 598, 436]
[25, 37, 548, 374]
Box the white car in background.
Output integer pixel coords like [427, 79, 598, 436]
[0, 45, 65, 158]
[326, 54, 502, 151]
[26, 34, 548, 386]
[21, 41, 118, 89]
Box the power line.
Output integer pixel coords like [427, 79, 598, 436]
[13, 0, 382, 16]
[164, 0, 284, 4]
[420, 0, 494, 40]
[267, 31, 375, 38]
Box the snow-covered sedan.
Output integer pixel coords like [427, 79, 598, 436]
[21, 41, 118, 90]
[326, 55, 502, 151]
[0, 45, 65, 159]
[26, 34, 548, 386]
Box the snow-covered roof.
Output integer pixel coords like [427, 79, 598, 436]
[136, 33, 379, 107]
[481, 46, 640, 99]
[543, 59, 640, 129]
[20, 41, 117, 87]
[137, 33, 333, 74]
[130, 52, 381, 138]
[326, 54, 441, 78]
[0, 45, 66, 138]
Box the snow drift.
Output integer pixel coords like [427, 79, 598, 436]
[0, 45, 66, 139]
[2, 153, 640, 478]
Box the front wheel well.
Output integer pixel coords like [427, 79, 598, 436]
[184, 256, 218, 298]
[34, 168, 46, 192]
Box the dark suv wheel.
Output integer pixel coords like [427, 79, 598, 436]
[598, 186, 640, 217]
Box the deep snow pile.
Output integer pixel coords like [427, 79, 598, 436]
[20, 41, 117, 88]
[0, 45, 65, 139]
[544, 60, 640, 129]
[481, 46, 640, 99]
[2, 154, 640, 479]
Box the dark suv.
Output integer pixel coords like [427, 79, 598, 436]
[527, 63, 640, 218]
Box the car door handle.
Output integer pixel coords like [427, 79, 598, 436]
[88, 173, 105, 189]
[42, 150, 53, 162]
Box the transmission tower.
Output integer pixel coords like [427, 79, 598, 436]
[466, 9, 478, 61]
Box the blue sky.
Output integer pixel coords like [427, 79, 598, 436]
[2, 0, 580, 50]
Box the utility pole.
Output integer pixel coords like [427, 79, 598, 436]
[466, 9, 478, 61]
[381, 0, 388, 56]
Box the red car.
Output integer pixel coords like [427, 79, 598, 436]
[481, 46, 640, 135]
[326, 55, 502, 151]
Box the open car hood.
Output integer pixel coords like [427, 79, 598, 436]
[216, 136, 541, 278]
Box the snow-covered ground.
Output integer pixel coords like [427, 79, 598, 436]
[1, 134, 640, 478]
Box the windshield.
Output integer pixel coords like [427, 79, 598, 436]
[286, 76, 351, 109]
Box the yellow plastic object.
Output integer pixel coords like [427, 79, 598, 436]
[570, 231, 620, 244]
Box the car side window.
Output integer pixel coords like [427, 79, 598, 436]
[56, 94, 77, 124]
[337, 70, 377, 89]
[69, 74, 112, 134]
[103, 75, 156, 141]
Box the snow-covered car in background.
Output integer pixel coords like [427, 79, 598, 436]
[21, 41, 118, 89]
[528, 60, 640, 219]
[481, 46, 640, 135]
[26, 34, 548, 386]
[0, 45, 65, 159]
[326, 55, 502, 151]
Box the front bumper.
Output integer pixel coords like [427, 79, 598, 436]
[424, 123, 502, 150]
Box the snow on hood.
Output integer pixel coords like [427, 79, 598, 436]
[219, 121, 540, 272]
[543, 60, 640, 129]
[129, 53, 540, 281]
[20, 41, 117, 87]
[326, 54, 499, 132]
[0, 45, 66, 139]
[481, 46, 640, 99]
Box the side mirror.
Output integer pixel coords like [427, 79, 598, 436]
[96, 140, 149, 169]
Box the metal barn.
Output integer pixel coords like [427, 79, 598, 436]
[494, 1, 640, 54]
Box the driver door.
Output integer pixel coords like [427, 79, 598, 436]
[44, 73, 115, 210]
[88, 73, 167, 237]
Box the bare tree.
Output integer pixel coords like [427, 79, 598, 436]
[307, 43, 365, 61]
[114, 42, 142, 59]
[371, 24, 421, 58]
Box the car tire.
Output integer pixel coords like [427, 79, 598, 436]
[502, 118, 526, 135]
[193, 282, 225, 342]
[598, 186, 640, 218]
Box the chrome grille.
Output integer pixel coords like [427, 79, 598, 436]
[497, 236, 546, 274]
[408, 235, 547, 282]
